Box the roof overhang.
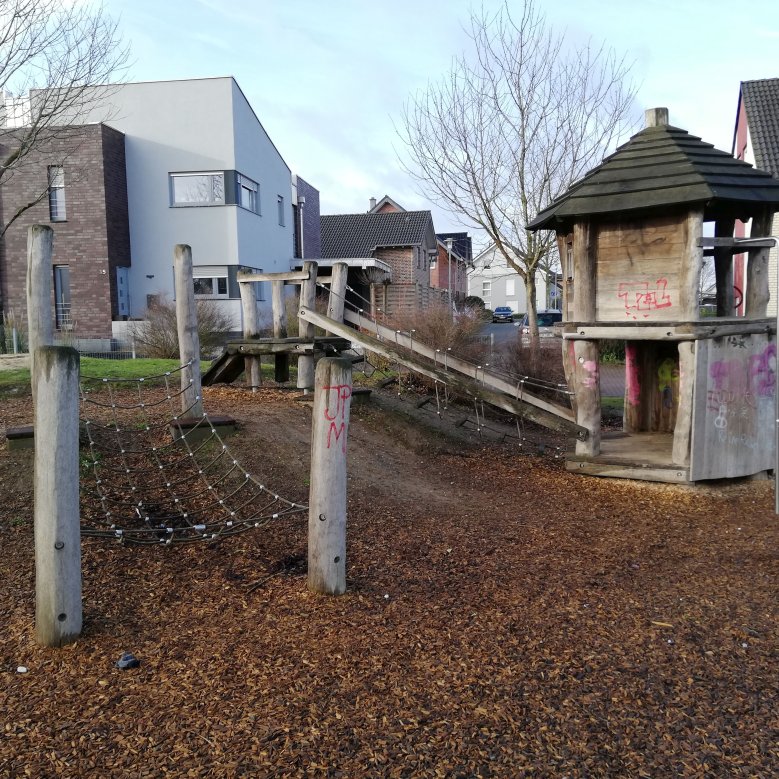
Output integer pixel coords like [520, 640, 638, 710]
[292, 257, 392, 275]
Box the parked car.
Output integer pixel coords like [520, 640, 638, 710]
[492, 306, 515, 323]
[520, 309, 562, 338]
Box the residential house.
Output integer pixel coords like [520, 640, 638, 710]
[0, 77, 295, 339]
[0, 123, 130, 337]
[467, 243, 547, 315]
[320, 205, 441, 316]
[733, 78, 779, 315]
[432, 232, 470, 305]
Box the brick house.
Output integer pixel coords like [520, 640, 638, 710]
[0, 123, 130, 337]
[733, 78, 779, 316]
[432, 232, 470, 305]
[320, 206, 442, 316]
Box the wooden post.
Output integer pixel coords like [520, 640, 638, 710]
[238, 278, 261, 391]
[672, 341, 695, 466]
[308, 357, 352, 595]
[297, 260, 318, 392]
[34, 345, 81, 647]
[745, 209, 773, 319]
[679, 208, 704, 320]
[173, 244, 203, 417]
[571, 220, 600, 455]
[26, 225, 54, 395]
[272, 279, 290, 382]
[326, 262, 349, 325]
[714, 217, 735, 317]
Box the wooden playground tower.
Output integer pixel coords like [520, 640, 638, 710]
[529, 108, 779, 483]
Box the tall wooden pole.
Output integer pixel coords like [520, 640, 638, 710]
[26, 225, 54, 396]
[272, 280, 290, 382]
[308, 358, 352, 595]
[173, 244, 203, 417]
[238, 277, 261, 391]
[745, 208, 772, 319]
[326, 262, 349, 324]
[714, 218, 735, 317]
[297, 260, 318, 393]
[672, 341, 695, 466]
[572, 220, 600, 456]
[34, 345, 81, 647]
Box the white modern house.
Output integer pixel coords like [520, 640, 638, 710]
[468, 243, 552, 314]
[68, 77, 294, 327]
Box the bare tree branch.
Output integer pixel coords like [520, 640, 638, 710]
[396, 0, 638, 343]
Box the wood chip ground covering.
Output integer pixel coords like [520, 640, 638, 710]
[1, 385, 777, 777]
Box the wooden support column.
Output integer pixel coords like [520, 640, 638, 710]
[272, 280, 290, 382]
[672, 341, 695, 466]
[34, 345, 81, 647]
[308, 357, 352, 595]
[714, 218, 735, 317]
[26, 225, 54, 396]
[238, 278, 261, 391]
[297, 261, 317, 392]
[679, 208, 704, 320]
[571, 220, 600, 455]
[745, 208, 773, 319]
[326, 262, 348, 325]
[173, 244, 203, 417]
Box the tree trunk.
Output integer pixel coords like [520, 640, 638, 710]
[525, 272, 539, 348]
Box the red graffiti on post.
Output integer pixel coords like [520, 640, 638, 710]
[323, 384, 352, 453]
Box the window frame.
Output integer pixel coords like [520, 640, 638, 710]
[48, 165, 66, 222]
[277, 194, 285, 226]
[193, 274, 229, 298]
[169, 172, 225, 207]
[237, 173, 260, 214]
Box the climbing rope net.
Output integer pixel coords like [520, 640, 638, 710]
[79, 361, 306, 544]
[314, 282, 572, 457]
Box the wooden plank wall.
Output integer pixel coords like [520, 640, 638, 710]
[689, 333, 776, 480]
[595, 215, 688, 322]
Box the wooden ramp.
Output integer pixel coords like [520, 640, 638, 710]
[299, 307, 587, 439]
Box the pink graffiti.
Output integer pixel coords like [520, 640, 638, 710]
[617, 278, 672, 319]
[582, 360, 598, 389]
[625, 343, 641, 406]
[323, 384, 352, 453]
[711, 344, 776, 399]
[748, 343, 776, 397]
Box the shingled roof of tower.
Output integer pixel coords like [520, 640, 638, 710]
[529, 122, 779, 231]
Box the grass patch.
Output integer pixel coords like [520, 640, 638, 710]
[0, 357, 213, 395]
[601, 395, 624, 412]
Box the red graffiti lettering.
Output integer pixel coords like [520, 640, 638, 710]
[617, 278, 672, 319]
[322, 383, 352, 452]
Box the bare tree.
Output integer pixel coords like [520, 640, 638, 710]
[398, 1, 637, 343]
[0, 0, 129, 235]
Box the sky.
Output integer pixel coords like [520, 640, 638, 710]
[104, 0, 779, 248]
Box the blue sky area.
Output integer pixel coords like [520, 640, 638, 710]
[105, 0, 779, 244]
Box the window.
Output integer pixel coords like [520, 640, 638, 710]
[193, 275, 228, 297]
[482, 280, 492, 298]
[237, 173, 259, 213]
[53, 265, 71, 329]
[48, 166, 66, 221]
[506, 279, 515, 296]
[277, 195, 285, 226]
[170, 172, 225, 206]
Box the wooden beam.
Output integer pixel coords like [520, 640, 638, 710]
[342, 309, 577, 424]
[679, 209, 703, 320]
[237, 270, 310, 283]
[302, 307, 586, 437]
[563, 320, 775, 341]
[745, 208, 773, 319]
[698, 237, 776, 249]
[714, 217, 735, 317]
[572, 221, 595, 321]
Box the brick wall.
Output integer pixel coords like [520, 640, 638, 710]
[370, 282, 449, 318]
[374, 246, 430, 287]
[431, 243, 467, 303]
[0, 124, 129, 337]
